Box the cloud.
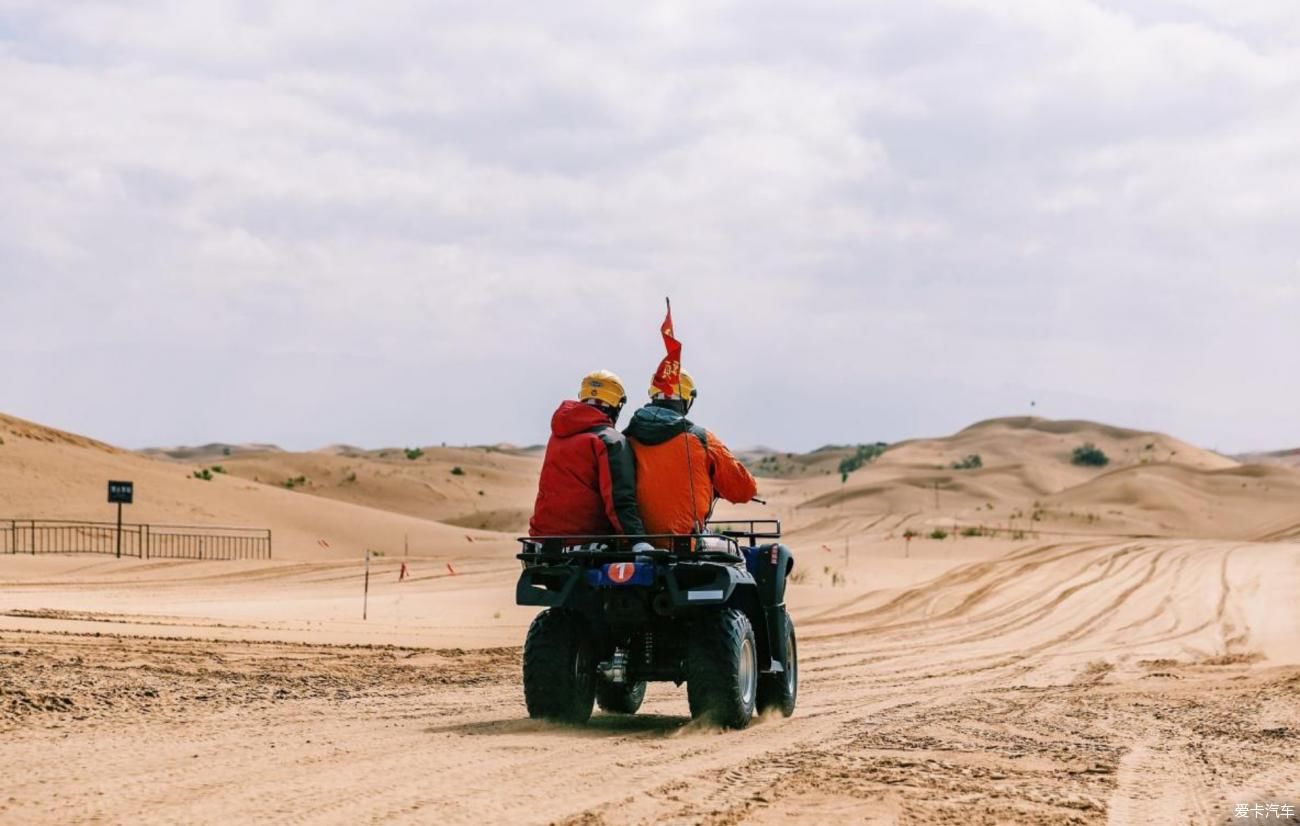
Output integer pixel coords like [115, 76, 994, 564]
[0, 0, 1297, 451]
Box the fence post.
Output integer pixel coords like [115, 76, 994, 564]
[9, 519, 13, 554]
[143, 524, 149, 559]
[268, 529, 273, 559]
[31, 520, 36, 555]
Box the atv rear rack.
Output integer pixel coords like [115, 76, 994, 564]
[517, 533, 746, 564]
[703, 519, 782, 547]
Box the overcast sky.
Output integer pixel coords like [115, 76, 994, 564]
[2, 1, 1297, 453]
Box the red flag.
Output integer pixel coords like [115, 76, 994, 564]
[398, 562, 409, 582]
[651, 298, 683, 397]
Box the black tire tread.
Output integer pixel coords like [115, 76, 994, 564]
[757, 612, 797, 717]
[686, 608, 756, 729]
[522, 609, 595, 723]
[595, 680, 646, 714]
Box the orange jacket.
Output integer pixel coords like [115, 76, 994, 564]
[623, 403, 757, 535]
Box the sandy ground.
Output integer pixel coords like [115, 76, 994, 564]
[3, 412, 1300, 823]
[3, 537, 1299, 825]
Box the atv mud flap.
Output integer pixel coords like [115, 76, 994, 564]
[516, 565, 582, 607]
[764, 607, 790, 671]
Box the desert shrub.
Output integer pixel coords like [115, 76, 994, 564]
[951, 454, 983, 470]
[929, 528, 948, 540]
[477, 490, 485, 496]
[210, 465, 226, 474]
[1072, 443, 1110, 467]
[960, 526, 984, 537]
[344, 471, 357, 483]
[405, 447, 424, 461]
[222, 446, 232, 456]
[192, 469, 213, 481]
[902, 529, 919, 541]
[838, 442, 888, 478]
[282, 475, 307, 489]
[789, 568, 808, 585]
[450, 466, 465, 476]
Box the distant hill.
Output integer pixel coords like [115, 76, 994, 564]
[140, 443, 282, 461]
[1233, 447, 1300, 469]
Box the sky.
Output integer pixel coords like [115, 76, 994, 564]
[1, 0, 1297, 453]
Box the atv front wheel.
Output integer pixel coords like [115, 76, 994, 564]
[757, 613, 797, 717]
[523, 609, 596, 723]
[686, 608, 758, 729]
[596, 679, 647, 714]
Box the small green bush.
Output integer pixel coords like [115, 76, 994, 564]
[282, 475, 307, 489]
[951, 454, 983, 470]
[838, 442, 888, 478]
[210, 465, 226, 474]
[1072, 443, 1110, 467]
[405, 447, 424, 461]
[222, 446, 232, 457]
[193, 468, 213, 481]
[929, 528, 949, 540]
[450, 466, 466, 476]
[960, 526, 984, 537]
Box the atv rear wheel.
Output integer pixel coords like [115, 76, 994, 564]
[595, 679, 647, 715]
[523, 609, 596, 723]
[686, 608, 758, 729]
[757, 612, 797, 717]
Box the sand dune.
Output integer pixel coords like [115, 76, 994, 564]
[1044, 462, 1300, 540]
[1, 415, 516, 560]
[213, 445, 541, 533]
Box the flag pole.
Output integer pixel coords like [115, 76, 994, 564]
[668, 297, 704, 535]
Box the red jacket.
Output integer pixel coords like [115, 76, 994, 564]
[529, 401, 645, 537]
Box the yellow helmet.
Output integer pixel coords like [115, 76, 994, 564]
[649, 368, 696, 400]
[579, 369, 627, 408]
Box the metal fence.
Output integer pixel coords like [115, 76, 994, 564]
[1, 519, 271, 560]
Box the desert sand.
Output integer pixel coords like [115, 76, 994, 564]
[2, 411, 1298, 824]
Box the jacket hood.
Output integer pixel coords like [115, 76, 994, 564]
[625, 403, 695, 446]
[551, 399, 613, 438]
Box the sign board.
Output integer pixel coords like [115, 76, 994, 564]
[107, 480, 134, 505]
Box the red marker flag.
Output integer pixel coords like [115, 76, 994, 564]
[399, 562, 409, 582]
[650, 298, 683, 398]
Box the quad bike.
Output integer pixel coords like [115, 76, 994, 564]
[515, 519, 796, 729]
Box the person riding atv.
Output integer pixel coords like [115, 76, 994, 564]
[623, 369, 757, 534]
[517, 370, 796, 729]
[529, 370, 645, 539]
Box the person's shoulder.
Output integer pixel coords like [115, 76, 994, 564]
[591, 424, 628, 446]
[686, 421, 710, 447]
